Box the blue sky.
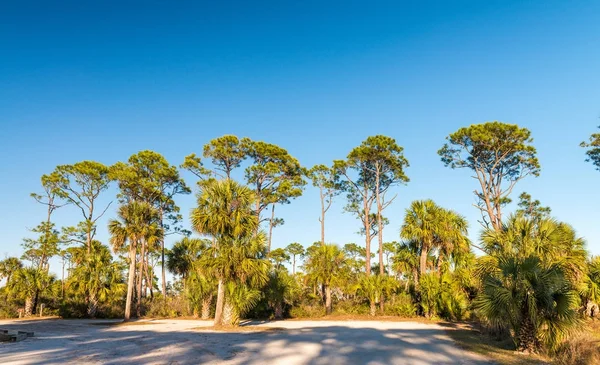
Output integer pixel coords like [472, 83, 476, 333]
[1, 1, 599, 276]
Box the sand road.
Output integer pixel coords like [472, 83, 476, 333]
[0, 318, 491, 364]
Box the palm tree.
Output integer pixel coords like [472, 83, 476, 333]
[401, 200, 442, 277]
[67, 241, 125, 317]
[191, 179, 262, 326]
[222, 282, 261, 326]
[354, 274, 396, 316]
[581, 256, 600, 317]
[108, 201, 161, 321]
[0, 257, 23, 288]
[475, 255, 580, 353]
[8, 267, 55, 316]
[285, 242, 305, 275]
[265, 269, 300, 319]
[303, 243, 347, 315]
[200, 232, 269, 325]
[481, 215, 587, 285]
[185, 271, 216, 319]
[166, 237, 208, 282]
[434, 209, 469, 273]
[392, 241, 419, 290]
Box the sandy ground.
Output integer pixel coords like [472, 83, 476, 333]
[0, 318, 492, 364]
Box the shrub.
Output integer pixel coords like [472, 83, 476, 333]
[289, 304, 326, 318]
[385, 293, 417, 317]
[553, 331, 600, 365]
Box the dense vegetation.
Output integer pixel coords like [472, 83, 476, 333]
[1, 122, 600, 360]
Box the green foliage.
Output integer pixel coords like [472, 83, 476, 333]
[22, 222, 60, 270]
[580, 125, 600, 171]
[268, 248, 290, 269]
[384, 293, 417, 317]
[438, 121, 540, 230]
[516, 192, 551, 221]
[475, 255, 581, 352]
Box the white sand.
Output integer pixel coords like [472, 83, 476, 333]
[0, 318, 492, 364]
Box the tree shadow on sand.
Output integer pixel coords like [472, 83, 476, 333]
[0, 320, 492, 364]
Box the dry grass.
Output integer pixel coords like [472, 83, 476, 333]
[443, 322, 550, 365]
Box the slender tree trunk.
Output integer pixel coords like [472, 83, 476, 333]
[419, 242, 429, 277]
[24, 297, 33, 316]
[370, 300, 376, 316]
[375, 172, 385, 276]
[160, 208, 167, 300]
[379, 296, 385, 313]
[145, 260, 153, 299]
[274, 302, 284, 320]
[61, 257, 65, 299]
[364, 194, 371, 276]
[32, 290, 39, 315]
[320, 189, 325, 245]
[268, 204, 275, 252]
[214, 278, 225, 326]
[201, 296, 212, 320]
[292, 255, 296, 275]
[137, 239, 146, 317]
[325, 284, 332, 315]
[518, 316, 538, 353]
[124, 244, 137, 321]
[87, 292, 98, 318]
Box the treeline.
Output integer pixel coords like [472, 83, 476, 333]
[1, 122, 600, 357]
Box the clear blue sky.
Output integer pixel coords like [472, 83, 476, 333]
[1, 1, 599, 275]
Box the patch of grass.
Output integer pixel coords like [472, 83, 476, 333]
[444, 322, 550, 365]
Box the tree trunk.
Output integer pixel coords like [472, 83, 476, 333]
[213, 278, 225, 326]
[145, 259, 153, 300]
[325, 285, 332, 315]
[124, 245, 137, 321]
[160, 208, 167, 300]
[320, 188, 326, 245]
[24, 297, 33, 317]
[370, 300, 376, 316]
[376, 170, 384, 276]
[137, 239, 146, 318]
[32, 290, 39, 315]
[379, 296, 385, 313]
[364, 194, 371, 276]
[201, 296, 212, 320]
[292, 255, 296, 276]
[87, 292, 98, 318]
[517, 317, 538, 353]
[223, 300, 238, 326]
[419, 244, 428, 277]
[268, 204, 275, 252]
[274, 302, 284, 320]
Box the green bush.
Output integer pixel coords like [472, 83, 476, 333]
[332, 300, 370, 315]
[289, 304, 326, 318]
[385, 293, 417, 317]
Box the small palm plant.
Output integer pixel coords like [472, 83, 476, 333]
[9, 267, 55, 316]
[303, 243, 347, 315]
[475, 255, 580, 353]
[353, 274, 394, 316]
[222, 282, 261, 326]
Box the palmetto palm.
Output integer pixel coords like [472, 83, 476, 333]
[191, 179, 264, 326]
[481, 215, 587, 286]
[191, 179, 258, 240]
[8, 267, 55, 316]
[582, 256, 600, 317]
[265, 269, 300, 319]
[222, 282, 261, 326]
[108, 201, 162, 321]
[185, 271, 216, 319]
[401, 200, 442, 277]
[354, 274, 396, 316]
[166, 237, 208, 281]
[434, 209, 469, 273]
[303, 243, 347, 314]
[475, 255, 580, 352]
[393, 241, 419, 289]
[0, 257, 23, 287]
[68, 241, 125, 317]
